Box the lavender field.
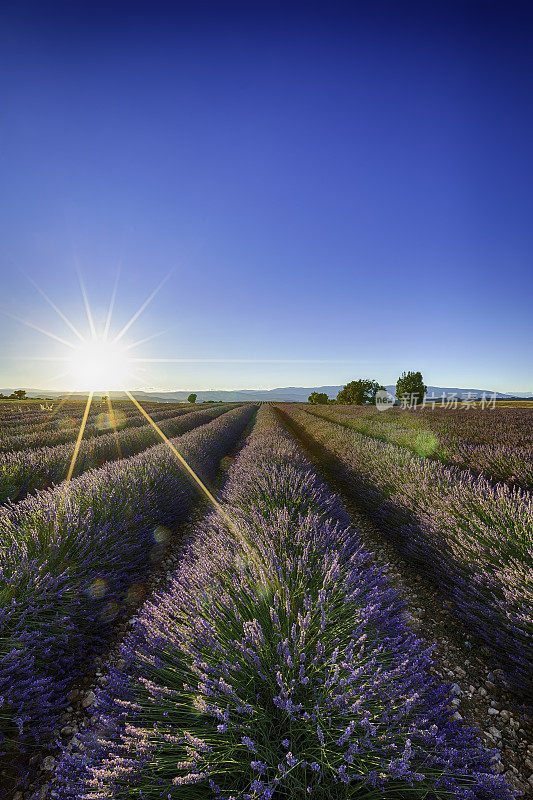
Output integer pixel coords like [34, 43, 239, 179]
[0, 399, 531, 798]
[283, 404, 533, 695]
[5, 0, 533, 795]
[303, 405, 533, 490]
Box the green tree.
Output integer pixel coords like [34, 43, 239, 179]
[337, 379, 384, 405]
[187, 393, 197, 404]
[10, 389, 26, 400]
[308, 391, 329, 405]
[395, 371, 427, 407]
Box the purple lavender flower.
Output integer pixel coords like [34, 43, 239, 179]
[0, 404, 256, 757]
[54, 405, 513, 800]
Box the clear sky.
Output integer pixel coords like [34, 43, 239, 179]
[1, 1, 532, 393]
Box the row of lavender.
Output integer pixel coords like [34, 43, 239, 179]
[0, 403, 196, 454]
[0, 399, 175, 432]
[0, 404, 237, 504]
[321, 404, 533, 447]
[0, 403, 256, 779]
[56, 405, 511, 800]
[306, 405, 533, 489]
[283, 405, 533, 700]
[411, 405, 533, 447]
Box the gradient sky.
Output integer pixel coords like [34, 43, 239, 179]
[1, 1, 532, 393]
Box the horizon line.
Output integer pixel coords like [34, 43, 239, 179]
[1, 384, 532, 396]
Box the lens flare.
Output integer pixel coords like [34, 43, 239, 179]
[87, 577, 107, 599]
[96, 409, 126, 431]
[125, 583, 146, 605]
[55, 416, 77, 432]
[153, 525, 171, 544]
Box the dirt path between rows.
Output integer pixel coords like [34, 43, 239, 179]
[275, 405, 533, 797]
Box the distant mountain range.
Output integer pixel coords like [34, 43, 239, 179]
[2, 385, 532, 402]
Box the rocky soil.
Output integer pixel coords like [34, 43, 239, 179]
[351, 509, 533, 797]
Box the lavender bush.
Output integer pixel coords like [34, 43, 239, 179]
[0, 404, 237, 504]
[0, 403, 198, 454]
[283, 405, 533, 700]
[0, 400, 146, 433]
[56, 405, 512, 799]
[306, 405, 533, 489]
[0, 400, 177, 433]
[0, 404, 256, 764]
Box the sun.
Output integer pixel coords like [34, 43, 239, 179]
[2, 268, 180, 393]
[70, 338, 130, 391]
[5, 270, 179, 396]
[6, 269, 235, 531]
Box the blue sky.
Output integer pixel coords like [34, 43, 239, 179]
[1, 1, 532, 393]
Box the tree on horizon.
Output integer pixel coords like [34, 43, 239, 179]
[396, 371, 427, 407]
[308, 391, 329, 404]
[337, 379, 384, 405]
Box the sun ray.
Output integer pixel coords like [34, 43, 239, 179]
[113, 271, 173, 344]
[3, 311, 77, 349]
[50, 392, 74, 419]
[42, 369, 73, 386]
[77, 269, 97, 340]
[65, 391, 94, 482]
[124, 390, 236, 530]
[103, 268, 121, 340]
[128, 367, 150, 385]
[124, 392, 269, 575]
[24, 273, 85, 342]
[124, 330, 166, 351]
[106, 393, 123, 459]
